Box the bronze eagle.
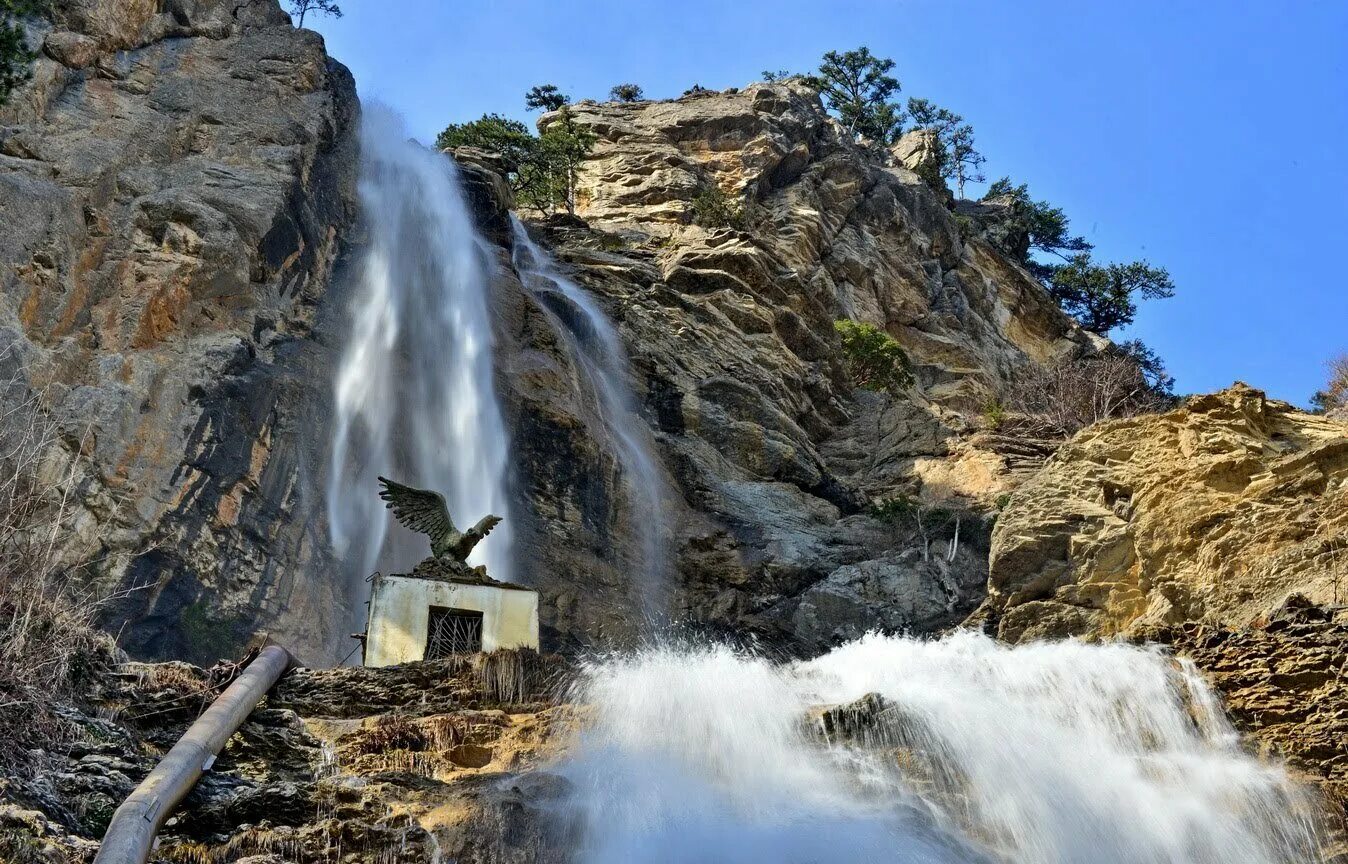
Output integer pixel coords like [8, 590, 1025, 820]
[377, 476, 502, 563]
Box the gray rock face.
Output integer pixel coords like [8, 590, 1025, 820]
[0, 0, 359, 663]
[487, 85, 1096, 651]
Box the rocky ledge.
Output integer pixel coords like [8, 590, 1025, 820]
[976, 384, 1348, 641]
[0, 651, 571, 864]
[1153, 597, 1348, 845]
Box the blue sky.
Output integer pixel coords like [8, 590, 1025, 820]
[307, 1, 1347, 406]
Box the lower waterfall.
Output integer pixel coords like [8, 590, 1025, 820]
[327, 107, 514, 601]
[561, 632, 1326, 864]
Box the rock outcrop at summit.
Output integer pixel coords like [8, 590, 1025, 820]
[494, 82, 1100, 651]
[0, 0, 359, 662]
[979, 384, 1348, 642]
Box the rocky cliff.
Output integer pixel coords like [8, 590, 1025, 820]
[1, 0, 358, 662]
[0, 651, 570, 864]
[489, 84, 1099, 652]
[6, 5, 1101, 663]
[979, 385, 1348, 642]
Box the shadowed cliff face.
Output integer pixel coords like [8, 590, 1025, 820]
[0, 0, 360, 663]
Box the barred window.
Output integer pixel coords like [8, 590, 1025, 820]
[425, 607, 483, 658]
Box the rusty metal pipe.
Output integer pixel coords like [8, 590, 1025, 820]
[93, 644, 296, 864]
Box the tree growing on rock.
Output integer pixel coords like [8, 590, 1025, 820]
[949, 125, 986, 198]
[526, 88, 596, 217]
[609, 83, 644, 102]
[1310, 353, 1348, 414]
[525, 84, 569, 112]
[981, 178, 1093, 279]
[1046, 254, 1174, 335]
[834, 320, 914, 395]
[435, 114, 537, 171]
[0, 0, 45, 106]
[287, 0, 341, 28]
[436, 90, 596, 218]
[526, 114, 596, 216]
[805, 47, 904, 144]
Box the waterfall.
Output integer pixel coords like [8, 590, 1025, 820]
[562, 632, 1327, 864]
[509, 217, 668, 605]
[327, 107, 514, 604]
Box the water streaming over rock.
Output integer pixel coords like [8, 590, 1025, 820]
[509, 216, 669, 606]
[562, 632, 1327, 864]
[327, 108, 514, 607]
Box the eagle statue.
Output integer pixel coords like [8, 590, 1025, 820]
[377, 476, 503, 565]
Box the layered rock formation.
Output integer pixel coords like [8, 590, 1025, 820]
[979, 385, 1348, 642]
[498, 83, 1098, 651]
[1152, 598, 1348, 827]
[2, 0, 1108, 661]
[0, 0, 358, 661]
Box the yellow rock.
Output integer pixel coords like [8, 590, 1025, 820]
[982, 384, 1348, 641]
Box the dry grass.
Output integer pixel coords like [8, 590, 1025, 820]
[1315, 353, 1348, 415]
[0, 352, 112, 774]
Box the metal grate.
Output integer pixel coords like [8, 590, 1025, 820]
[425, 606, 483, 658]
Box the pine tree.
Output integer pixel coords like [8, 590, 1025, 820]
[804, 47, 904, 144]
[288, 0, 341, 28]
[949, 125, 985, 198]
[0, 0, 44, 106]
[609, 83, 643, 102]
[525, 84, 568, 113]
[1046, 254, 1174, 334]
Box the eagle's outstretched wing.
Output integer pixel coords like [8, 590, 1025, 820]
[467, 514, 503, 542]
[378, 476, 456, 545]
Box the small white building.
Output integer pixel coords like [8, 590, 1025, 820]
[363, 572, 539, 667]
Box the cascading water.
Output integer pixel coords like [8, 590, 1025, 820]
[509, 217, 668, 604]
[327, 107, 513, 606]
[561, 632, 1327, 864]
[323, 109, 1322, 864]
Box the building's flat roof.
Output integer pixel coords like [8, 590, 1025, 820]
[386, 560, 537, 592]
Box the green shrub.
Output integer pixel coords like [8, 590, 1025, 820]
[609, 83, 644, 102]
[690, 184, 744, 230]
[982, 400, 1007, 429]
[1, 1, 46, 106]
[834, 320, 914, 395]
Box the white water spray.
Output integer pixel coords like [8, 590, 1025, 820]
[510, 217, 668, 601]
[563, 632, 1326, 864]
[327, 107, 513, 599]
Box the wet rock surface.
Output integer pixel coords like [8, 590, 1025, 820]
[1151, 599, 1348, 829]
[494, 83, 1096, 651]
[3, 10, 1093, 662]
